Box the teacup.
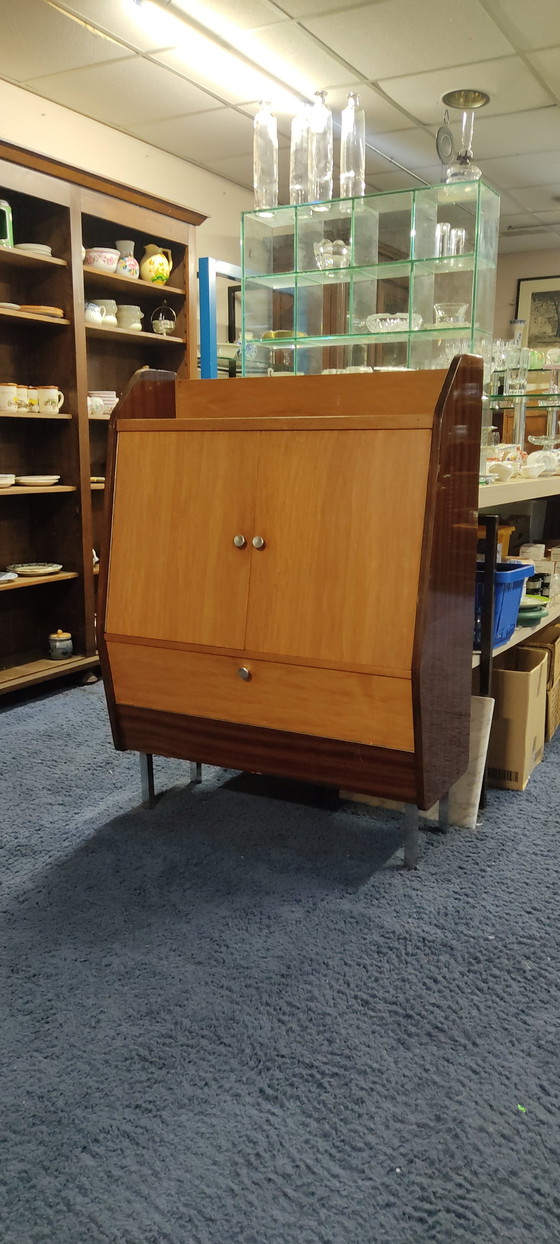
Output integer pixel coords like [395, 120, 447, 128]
[37, 386, 64, 413]
[87, 394, 105, 417]
[0, 382, 17, 410]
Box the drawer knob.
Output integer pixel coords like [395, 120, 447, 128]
[252, 535, 266, 549]
[238, 666, 252, 681]
[233, 534, 246, 548]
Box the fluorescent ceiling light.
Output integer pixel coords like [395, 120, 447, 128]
[130, 0, 306, 113]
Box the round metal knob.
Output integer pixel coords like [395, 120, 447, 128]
[252, 535, 266, 549]
[233, 534, 246, 548]
[238, 666, 251, 681]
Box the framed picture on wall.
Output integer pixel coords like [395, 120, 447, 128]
[516, 275, 560, 350]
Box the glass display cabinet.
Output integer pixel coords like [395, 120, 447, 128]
[241, 179, 500, 377]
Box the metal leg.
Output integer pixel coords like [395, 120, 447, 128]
[438, 792, 450, 832]
[189, 761, 202, 784]
[140, 753, 155, 809]
[403, 803, 419, 870]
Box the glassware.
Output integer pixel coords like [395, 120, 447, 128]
[313, 238, 350, 270]
[449, 227, 466, 255]
[434, 301, 469, 326]
[435, 221, 451, 256]
[253, 101, 278, 211]
[289, 105, 310, 205]
[445, 108, 482, 182]
[308, 90, 333, 207]
[340, 92, 365, 199]
[504, 345, 530, 395]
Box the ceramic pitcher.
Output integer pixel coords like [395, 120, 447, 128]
[140, 243, 172, 285]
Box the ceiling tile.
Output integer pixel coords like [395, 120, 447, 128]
[130, 107, 258, 163]
[238, 22, 361, 92]
[500, 211, 549, 231]
[207, 151, 254, 188]
[270, 0, 371, 15]
[153, 43, 304, 109]
[302, 0, 513, 81]
[509, 183, 560, 212]
[480, 153, 560, 190]
[0, 0, 126, 82]
[364, 169, 426, 192]
[378, 57, 553, 125]
[499, 230, 560, 252]
[483, 0, 560, 52]
[173, 0, 286, 30]
[43, 0, 177, 53]
[370, 128, 439, 169]
[535, 210, 560, 225]
[24, 57, 226, 128]
[527, 48, 560, 100]
[447, 107, 560, 159]
[326, 85, 415, 133]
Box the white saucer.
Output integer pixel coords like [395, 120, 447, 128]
[0, 301, 20, 310]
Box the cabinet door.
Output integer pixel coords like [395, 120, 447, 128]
[106, 429, 258, 649]
[245, 429, 431, 673]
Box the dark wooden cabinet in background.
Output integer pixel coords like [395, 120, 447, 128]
[0, 143, 203, 695]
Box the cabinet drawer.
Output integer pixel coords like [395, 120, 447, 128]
[107, 641, 414, 751]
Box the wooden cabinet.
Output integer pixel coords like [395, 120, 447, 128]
[100, 361, 483, 813]
[0, 143, 203, 695]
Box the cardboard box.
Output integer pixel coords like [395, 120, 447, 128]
[487, 648, 547, 790]
[520, 621, 560, 689]
[546, 675, 560, 743]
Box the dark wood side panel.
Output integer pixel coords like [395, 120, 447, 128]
[412, 355, 483, 809]
[98, 370, 178, 746]
[116, 705, 418, 803]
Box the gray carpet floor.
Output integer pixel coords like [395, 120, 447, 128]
[1, 680, 559, 1244]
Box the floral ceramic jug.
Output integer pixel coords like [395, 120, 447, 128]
[140, 243, 172, 284]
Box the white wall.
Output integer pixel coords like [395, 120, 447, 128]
[0, 79, 250, 273]
[494, 247, 560, 339]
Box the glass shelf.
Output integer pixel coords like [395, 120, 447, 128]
[241, 179, 500, 376]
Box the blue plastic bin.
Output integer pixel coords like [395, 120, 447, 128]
[474, 560, 534, 649]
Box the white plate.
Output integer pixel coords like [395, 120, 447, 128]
[15, 475, 61, 486]
[0, 570, 18, 583]
[0, 302, 20, 310]
[15, 243, 52, 254]
[7, 562, 63, 576]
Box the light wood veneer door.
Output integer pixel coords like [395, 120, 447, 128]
[106, 429, 258, 648]
[244, 429, 431, 673]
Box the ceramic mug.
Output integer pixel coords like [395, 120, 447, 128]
[27, 386, 38, 411]
[37, 386, 64, 412]
[93, 299, 117, 325]
[0, 382, 18, 410]
[87, 394, 105, 416]
[85, 302, 106, 325]
[16, 385, 28, 409]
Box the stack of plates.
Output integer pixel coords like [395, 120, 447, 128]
[89, 390, 118, 415]
[14, 242, 53, 257]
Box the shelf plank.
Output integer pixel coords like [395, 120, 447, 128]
[478, 476, 560, 508]
[0, 653, 99, 694]
[0, 485, 76, 495]
[0, 306, 70, 326]
[0, 571, 78, 592]
[472, 598, 560, 668]
[83, 266, 183, 296]
[0, 409, 72, 420]
[88, 413, 110, 421]
[0, 247, 67, 269]
[85, 323, 183, 344]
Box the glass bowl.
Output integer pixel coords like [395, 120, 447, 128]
[365, 312, 422, 333]
[434, 302, 469, 326]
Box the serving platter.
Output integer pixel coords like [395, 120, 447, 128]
[7, 562, 63, 576]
